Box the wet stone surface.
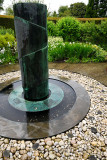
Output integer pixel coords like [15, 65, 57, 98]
[0, 76, 89, 139]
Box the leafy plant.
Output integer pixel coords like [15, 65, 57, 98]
[48, 18, 107, 51]
[0, 46, 18, 64]
[0, 26, 14, 35]
[80, 21, 107, 49]
[70, 2, 86, 18]
[0, 33, 15, 49]
[48, 37, 65, 61]
[48, 37, 106, 63]
[47, 21, 58, 36]
[57, 17, 81, 42]
[0, 30, 18, 64]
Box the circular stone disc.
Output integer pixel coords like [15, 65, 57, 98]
[0, 77, 90, 139]
[8, 83, 64, 112]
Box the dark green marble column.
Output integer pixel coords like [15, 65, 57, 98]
[14, 3, 49, 101]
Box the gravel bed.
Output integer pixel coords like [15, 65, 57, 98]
[0, 69, 107, 160]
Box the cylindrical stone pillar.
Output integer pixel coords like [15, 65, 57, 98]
[14, 3, 49, 101]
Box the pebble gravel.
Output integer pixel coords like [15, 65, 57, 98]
[0, 69, 107, 160]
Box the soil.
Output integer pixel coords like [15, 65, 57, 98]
[0, 62, 107, 86]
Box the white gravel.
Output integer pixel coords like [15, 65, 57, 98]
[0, 69, 107, 160]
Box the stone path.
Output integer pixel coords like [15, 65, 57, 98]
[0, 69, 107, 160]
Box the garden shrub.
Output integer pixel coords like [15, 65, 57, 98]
[48, 37, 65, 61]
[98, 20, 107, 50]
[47, 21, 58, 36]
[0, 31, 18, 64]
[0, 26, 14, 36]
[50, 18, 107, 50]
[80, 21, 107, 50]
[0, 33, 15, 48]
[0, 46, 18, 64]
[66, 43, 105, 63]
[66, 42, 96, 60]
[80, 21, 96, 43]
[57, 17, 81, 42]
[48, 37, 106, 63]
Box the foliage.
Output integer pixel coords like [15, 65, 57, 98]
[70, 2, 86, 18]
[85, 0, 96, 18]
[0, 33, 15, 48]
[98, 0, 107, 17]
[0, 0, 4, 11]
[58, 3, 87, 18]
[0, 30, 18, 64]
[48, 37, 65, 61]
[0, 30, 106, 64]
[80, 21, 107, 48]
[80, 21, 98, 42]
[57, 17, 81, 42]
[58, 6, 71, 17]
[85, 0, 107, 18]
[52, 11, 58, 17]
[47, 21, 58, 36]
[48, 37, 106, 63]
[0, 26, 14, 35]
[5, 7, 14, 16]
[99, 20, 107, 48]
[47, 9, 52, 17]
[0, 16, 14, 30]
[47, 17, 60, 23]
[47, 17, 107, 23]
[0, 46, 18, 64]
[60, 9, 71, 17]
[58, 6, 68, 16]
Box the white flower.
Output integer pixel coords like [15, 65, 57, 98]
[0, 48, 5, 54]
[8, 42, 11, 47]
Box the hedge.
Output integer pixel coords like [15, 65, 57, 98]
[0, 15, 107, 30]
[0, 15, 14, 30]
[47, 17, 107, 23]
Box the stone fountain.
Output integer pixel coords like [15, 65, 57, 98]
[0, 3, 90, 139]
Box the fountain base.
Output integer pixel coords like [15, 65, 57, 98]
[0, 76, 90, 139]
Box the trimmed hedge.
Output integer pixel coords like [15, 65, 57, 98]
[0, 15, 107, 29]
[47, 17, 60, 23]
[0, 15, 14, 18]
[47, 17, 107, 23]
[0, 15, 14, 30]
